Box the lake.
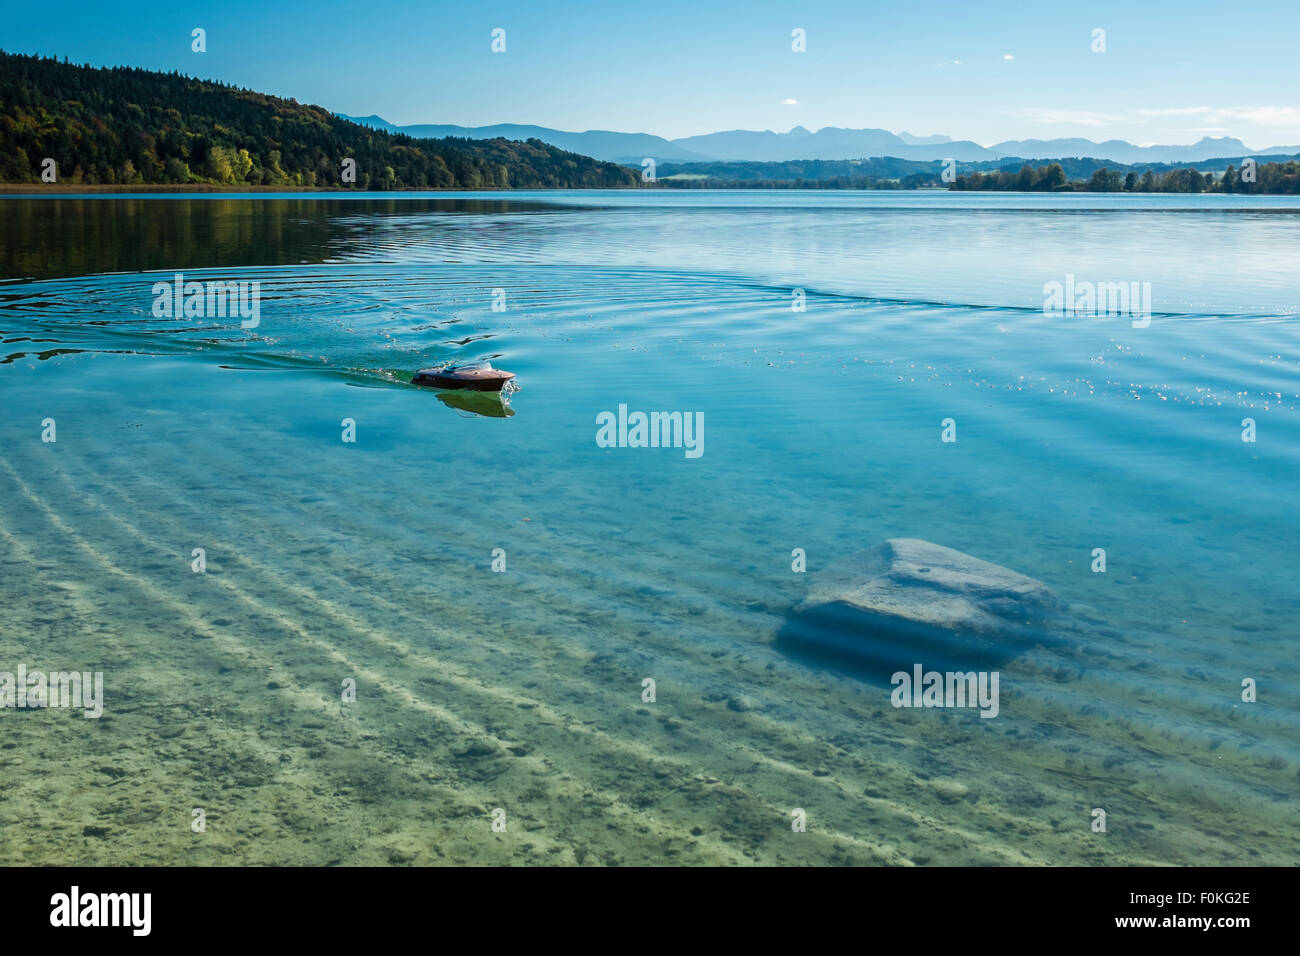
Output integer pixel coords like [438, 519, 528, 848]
[1, 190, 1297, 865]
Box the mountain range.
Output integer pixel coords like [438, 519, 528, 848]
[337, 115, 1300, 166]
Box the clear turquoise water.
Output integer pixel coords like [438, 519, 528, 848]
[1, 191, 1297, 865]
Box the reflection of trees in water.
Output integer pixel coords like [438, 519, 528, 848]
[0, 198, 568, 281]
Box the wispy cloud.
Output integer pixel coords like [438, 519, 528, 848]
[1003, 54, 1014, 61]
[780, 98, 798, 106]
[1137, 105, 1300, 128]
[992, 103, 1300, 146]
[1005, 108, 1123, 127]
[1135, 106, 1214, 117]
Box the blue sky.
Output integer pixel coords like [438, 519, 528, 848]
[5, 0, 1300, 146]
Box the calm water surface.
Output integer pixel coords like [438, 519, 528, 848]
[1, 191, 1297, 864]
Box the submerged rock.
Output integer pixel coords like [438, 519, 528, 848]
[782, 538, 1062, 677]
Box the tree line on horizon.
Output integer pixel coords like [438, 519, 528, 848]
[953, 161, 1300, 193]
[655, 155, 1300, 192]
[0, 51, 640, 188]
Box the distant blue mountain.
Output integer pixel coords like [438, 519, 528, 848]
[334, 114, 1299, 167]
[672, 126, 907, 161]
[897, 131, 952, 146]
[987, 135, 1300, 164]
[338, 114, 401, 133]
[335, 115, 709, 163]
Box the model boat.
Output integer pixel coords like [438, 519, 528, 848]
[412, 360, 516, 392]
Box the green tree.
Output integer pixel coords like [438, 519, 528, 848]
[1088, 167, 1122, 191]
[164, 157, 190, 182]
[1039, 163, 1066, 190]
[203, 146, 235, 183]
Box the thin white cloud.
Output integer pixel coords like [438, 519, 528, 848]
[1232, 106, 1300, 126]
[1136, 106, 1213, 117]
[1003, 54, 1014, 60]
[780, 98, 798, 106]
[993, 104, 1300, 146]
[1005, 108, 1123, 127]
[1136, 105, 1300, 127]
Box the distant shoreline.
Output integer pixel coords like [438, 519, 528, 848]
[0, 184, 652, 194]
[4, 182, 1299, 196]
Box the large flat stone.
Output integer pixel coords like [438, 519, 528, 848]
[783, 538, 1062, 674]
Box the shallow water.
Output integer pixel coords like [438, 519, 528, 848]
[1, 191, 1297, 865]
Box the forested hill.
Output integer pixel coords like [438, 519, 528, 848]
[0, 51, 640, 188]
